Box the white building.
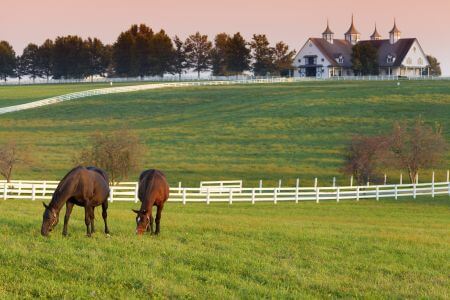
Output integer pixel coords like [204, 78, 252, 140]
[293, 17, 430, 78]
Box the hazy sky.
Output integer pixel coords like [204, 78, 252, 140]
[1, 0, 449, 74]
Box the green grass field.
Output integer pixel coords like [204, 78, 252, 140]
[0, 197, 448, 298]
[0, 80, 449, 186]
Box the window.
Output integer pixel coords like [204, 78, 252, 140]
[418, 58, 423, 65]
[321, 58, 325, 62]
[335, 55, 344, 64]
[298, 59, 301, 63]
[387, 55, 396, 63]
[406, 57, 412, 64]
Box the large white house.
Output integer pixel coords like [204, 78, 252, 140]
[293, 17, 430, 78]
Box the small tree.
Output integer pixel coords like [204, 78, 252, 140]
[272, 41, 296, 76]
[21, 43, 42, 82]
[0, 141, 28, 183]
[426, 55, 441, 76]
[225, 32, 251, 75]
[0, 41, 16, 81]
[76, 131, 145, 184]
[172, 36, 191, 79]
[250, 34, 274, 76]
[343, 135, 388, 185]
[386, 119, 447, 183]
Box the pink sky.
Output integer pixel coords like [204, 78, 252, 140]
[1, 0, 449, 74]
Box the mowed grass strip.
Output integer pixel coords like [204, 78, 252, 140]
[0, 197, 448, 298]
[0, 80, 449, 186]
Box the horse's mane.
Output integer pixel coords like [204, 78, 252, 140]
[50, 166, 85, 206]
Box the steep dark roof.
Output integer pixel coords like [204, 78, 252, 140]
[359, 38, 416, 67]
[310, 38, 353, 67]
[309, 38, 417, 68]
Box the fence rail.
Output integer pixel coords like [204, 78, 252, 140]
[1, 180, 448, 204]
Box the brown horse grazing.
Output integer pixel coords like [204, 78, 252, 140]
[41, 166, 110, 237]
[132, 169, 169, 235]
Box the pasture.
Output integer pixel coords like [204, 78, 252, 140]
[0, 196, 449, 298]
[0, 80, 449, 186]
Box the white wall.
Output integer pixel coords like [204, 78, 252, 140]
[293, 39, 333, 78]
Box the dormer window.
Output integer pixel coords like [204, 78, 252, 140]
[387, 55, 396, 63]
[335, 55, 344, 64]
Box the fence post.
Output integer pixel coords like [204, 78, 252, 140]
[432, 171, 435, 198]
[350, 176, 353, 187]
[336, 187, 340, 203]
[252, 188, 255, 204]
[376, 185, 379, 201]
[333, 177, 336, 187]
[3, 183, 7, 200]
[413, 183, 416, 199]
[415, 173, 419, 184]
[229, 190, 233, 205]
[206, 188, 210, 205]
[182, 189, 186, 205]
[178, 182, 181, 194]
[31, 184, 36, 201]
[278, 179, 282, 189]
[314, 178, 318, 189]
[447, 170, 449, 183]
[110, 187, 114, 203]
[18, 181, 22, 196]
[295, 178, 299, 204]
[134, 183, 139, 203]
[316, 188, 320, 203]
[42, 181, 47, 196]
[274, 188, 278, 204]
[400, 173, 403, 185]
[259, 180, 262, 194]
[356, 186, 359, 202]
[384, 174, 387, 185]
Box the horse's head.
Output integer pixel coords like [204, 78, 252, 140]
[132, 209, 149, 235]
[41, 203, 59, 236]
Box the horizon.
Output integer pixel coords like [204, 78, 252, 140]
[1, 0, 449, 75]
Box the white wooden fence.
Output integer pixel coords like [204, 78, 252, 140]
[1, 179, 448, 204]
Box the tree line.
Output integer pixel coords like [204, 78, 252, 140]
[0, 24, 296, 82]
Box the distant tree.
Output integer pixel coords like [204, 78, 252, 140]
[112, 29, 136, 77]
[211, 33, 230, 76]
[426, 55, 441, 76]
[351, 43, 379, 75]
[386, 119, 447, 183]
[0, 141, 30, 183]
[149, 30, 175, 76]
[37, 39, 54, 81]
[134, 24, 154, 78]
[343, 135, 388, 185]
[52, 35, 89, 79]
[185, 32, 212, 78]
[0, 41, 16, 81]
[14, 55, 27, 83]
[84, 38, 111, 79]
[172, 36, 191, 79]
[272, 42, 296, 76]
[225, 32, 251, 75]
[21, 43, 42, 82]
[76, 130, 145, 184]
[250, 34, 274, 76]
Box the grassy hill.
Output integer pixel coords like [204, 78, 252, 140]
[0, 197, 448, 298]
[0, 80, 449, 186]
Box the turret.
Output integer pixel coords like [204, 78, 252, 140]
[322, 20, 334, 44]
[389, 19, 401, 44]
[345, 15, 361, 45]
[370, 24, 382, 40]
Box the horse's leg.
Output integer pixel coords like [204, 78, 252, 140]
[62, 202, 74, 236]
[149, 213, 154, 234]
[155, 204, 163, 235]
[90, 207, 95, 234]
[102, 201, 110, 235]
[85, 206, 93, 237]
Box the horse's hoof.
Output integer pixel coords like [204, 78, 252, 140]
[106, 233, 111, 238]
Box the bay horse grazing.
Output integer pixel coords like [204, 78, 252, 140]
[41, 166, 110, 237]
[132, 169, 169, 235]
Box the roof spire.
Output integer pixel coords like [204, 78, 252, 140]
[345, 14, 361, 44]
[371, 22, 382, 40]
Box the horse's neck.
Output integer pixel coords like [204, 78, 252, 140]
[49, 191, 70, 212]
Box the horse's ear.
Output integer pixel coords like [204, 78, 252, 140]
[43, 202, 49, 209]
[132, 209, 140, 214]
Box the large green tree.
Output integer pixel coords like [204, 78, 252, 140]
[113, 29, 136, 77]
[272, 41, 296, 76]
[351, 43, 379, 76]
[37, 39, 54, 81]
[250, 34, 274, 76]
[21, 43, 42, 82]
[0, 41, 16, 81]
[172, 36, 191, 79]
[211, 33, 230, 76]
[149, 30, 175, 76]
[52, 35, 89, 79]
[225, 32, 251, 75]
[185, 32, 212, 78]
[84, 38, 111, 79]
[426, 55, 441, 76]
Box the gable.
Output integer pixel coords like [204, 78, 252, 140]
[400, 40, 429, 67]
[293, 39, 334, 67]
